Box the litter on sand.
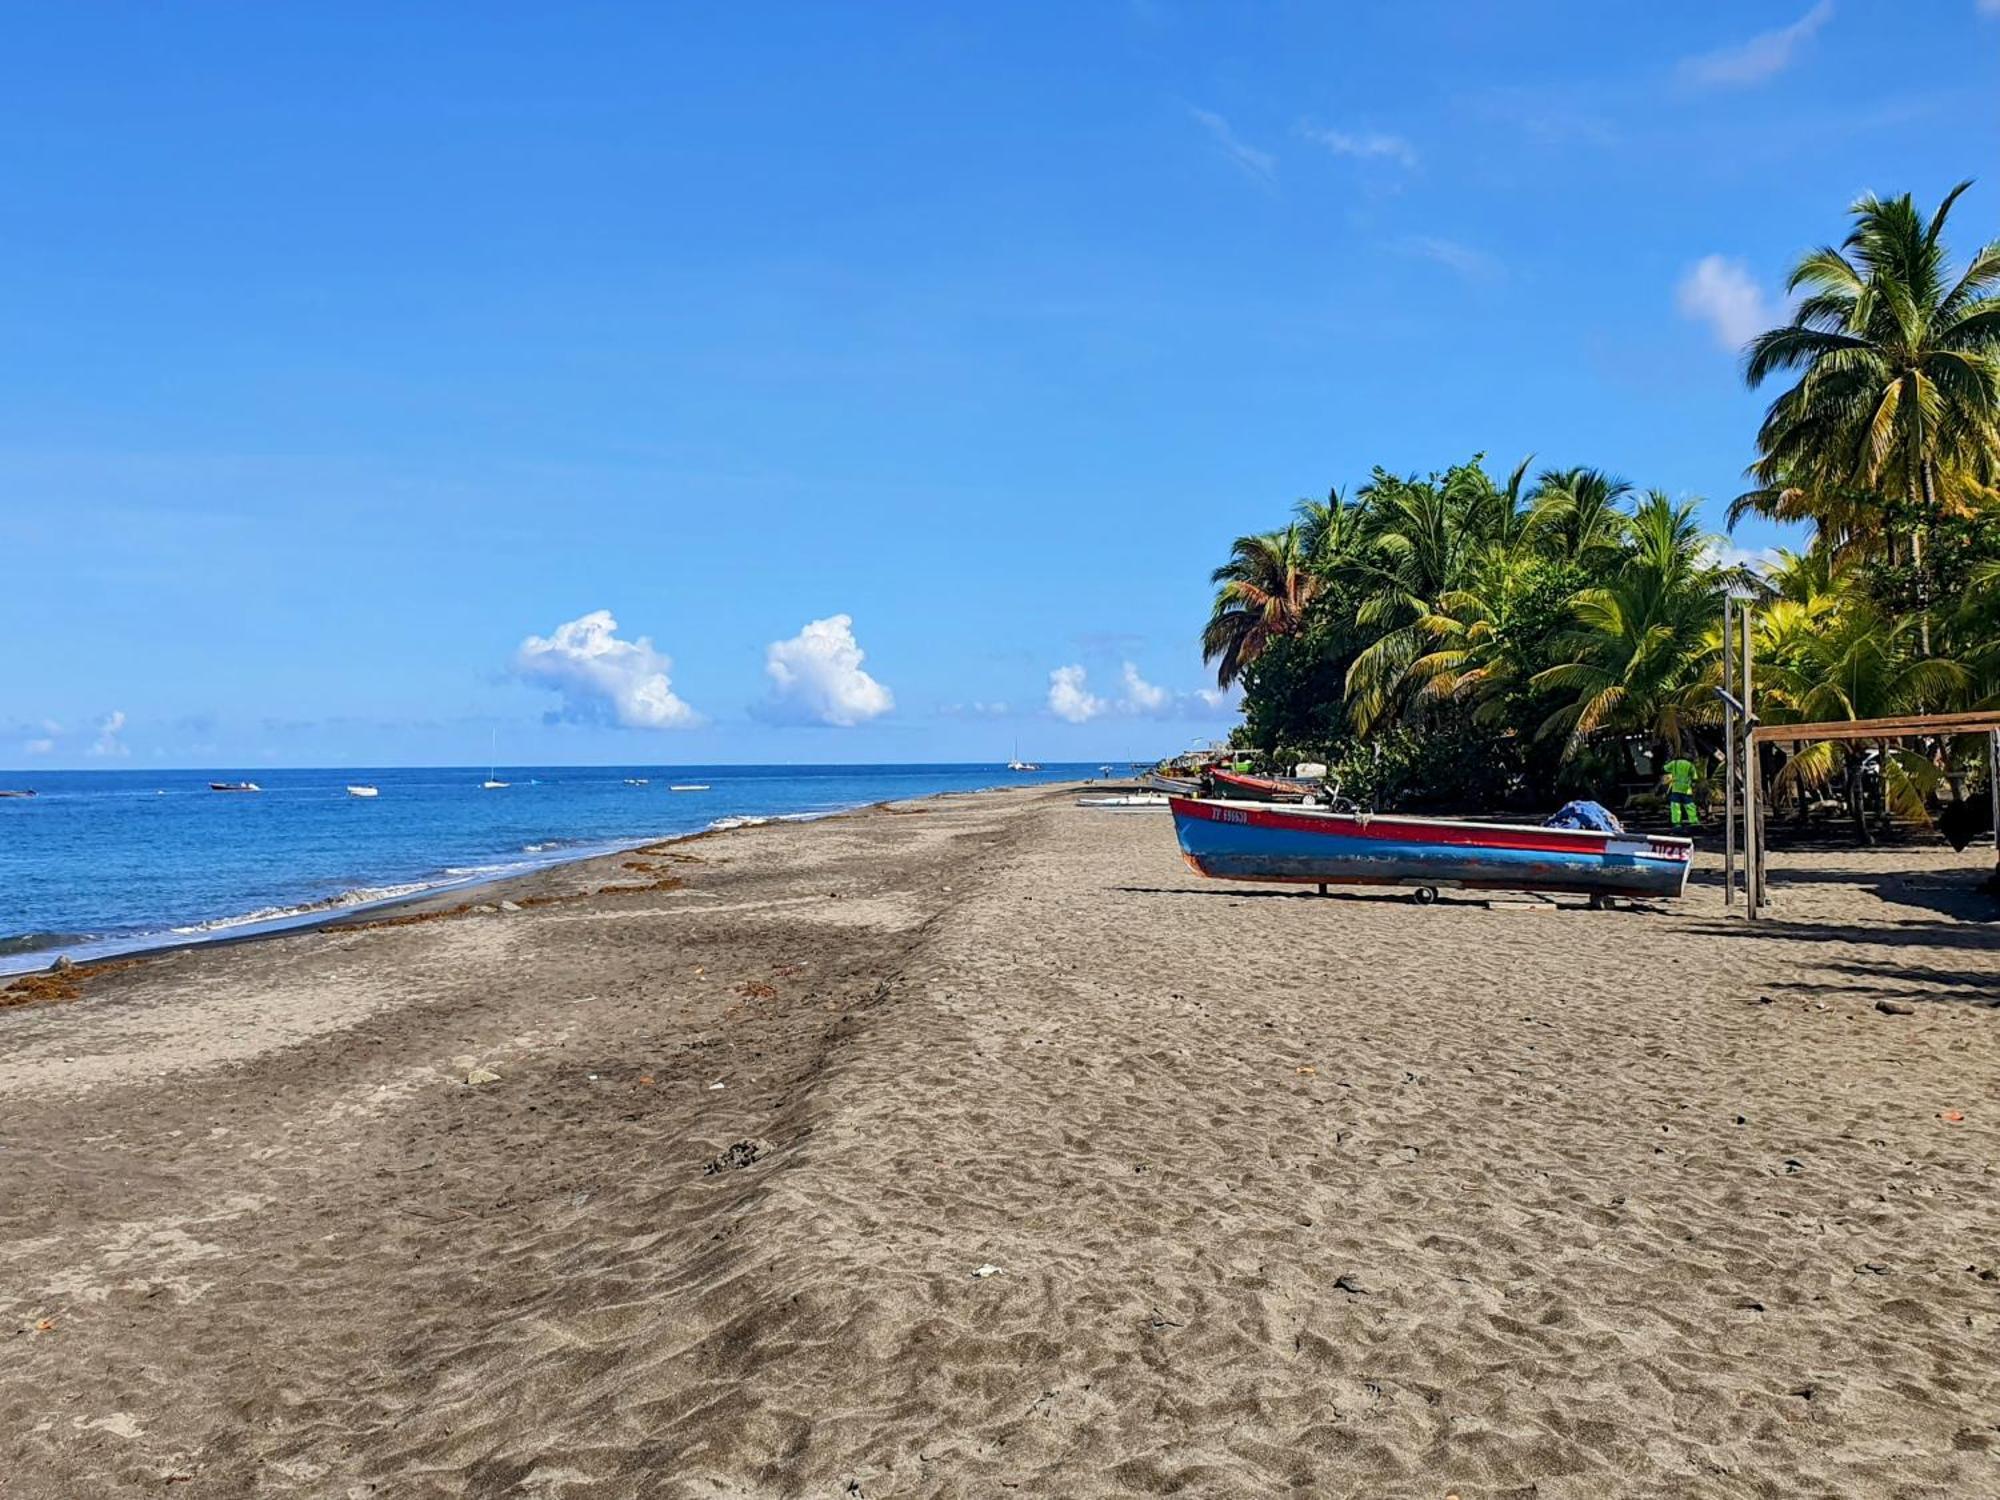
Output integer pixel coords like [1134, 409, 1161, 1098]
[971, 1264, 1002, 1278]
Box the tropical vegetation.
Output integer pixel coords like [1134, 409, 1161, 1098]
[1200, 184, 2000, 836]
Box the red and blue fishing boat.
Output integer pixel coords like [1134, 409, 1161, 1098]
[1169, 796, 1693, 902]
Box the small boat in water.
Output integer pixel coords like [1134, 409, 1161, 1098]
[624, 777, 650, 785]
[669, 783, 709, 792]
[0, 788, 35, 798]
[210, 781, 261, 793]
[1170, 796, 1692, 903]
[346, 785, 379, 798]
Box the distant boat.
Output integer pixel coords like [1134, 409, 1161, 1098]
[0, 788, 35, 798]
[346, 785, 379, 798]
[482, 730, 508, 789]
[624, 777, 650, 786]
[1170, 796, 1693, 903]
[210, 781, 261, 793]
[1006, 740, 1041, 772]
[669, 783, 709, 792]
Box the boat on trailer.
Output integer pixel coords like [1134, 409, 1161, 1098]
[1169, 795, 1692, 904]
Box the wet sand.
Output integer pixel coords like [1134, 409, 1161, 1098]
[3, 786, 1998, 1498]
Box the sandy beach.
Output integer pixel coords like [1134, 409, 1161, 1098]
[3, 784, 1998, 1498]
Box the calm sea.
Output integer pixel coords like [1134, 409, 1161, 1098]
[0, 763, 1103, 974]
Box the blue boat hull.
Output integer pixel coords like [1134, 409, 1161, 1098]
[1171, 798, 1693, 901]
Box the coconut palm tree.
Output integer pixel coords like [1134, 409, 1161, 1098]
[1745, 182, 2000, 578]
[1531, 466, 1631, 568]
[1201, 524, 1322, 688]
[1530, 494, 1721, 758]
[1757, 604, 1970, 838]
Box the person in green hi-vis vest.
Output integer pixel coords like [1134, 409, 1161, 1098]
[1661, 753, 1700, 827]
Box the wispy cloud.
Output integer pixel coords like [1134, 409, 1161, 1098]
[1980, 0, 2000, 16]
[1676, 255, 1777, 349]
[1402, 236, 1503, 282]
[755, 614, 893, 727]
[89, 709, 129, 758]
[1047, 663, 1234, 723]
[1297, 123, 1418, 169]
[514, 609, 702, 730]
[1189, 107, 1275, 183]
[1678, 1, 1834, 88]
[23, 736, 55, 756]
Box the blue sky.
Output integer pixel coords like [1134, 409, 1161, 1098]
[6, 1, 1997, 768]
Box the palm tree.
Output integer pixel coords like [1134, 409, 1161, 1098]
[1531, 494, 1720, 758]
[1745, 182, 2000, 577]
[1758, 604, 1970, 838]
[1201, 524, 1322, 688]
[1531, 466, 1631, 567]
[1341, 469, 1491, 731]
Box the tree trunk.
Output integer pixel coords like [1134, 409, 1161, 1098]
[1914, 461, 1936, 656]
[1847, 766, 1873, 846]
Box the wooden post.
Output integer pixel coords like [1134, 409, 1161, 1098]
[1743, 603, 1761, 916]
[1723, 595, 1737, 907]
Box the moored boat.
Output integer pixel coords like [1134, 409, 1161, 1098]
[346, 785, 379, 798]
[1170, 795, 1692, 902]
[669, 783, 709, 792]
[209, 781, 261, 793]
[0, 788, 36, 798]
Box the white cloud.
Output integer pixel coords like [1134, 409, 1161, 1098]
[1119, 662, 1169, 713]
[1298, 123, 1418, 168]
[1706, 539, 1785, 576]
[1048, 663, 1237, 723]
[1190, 107, 1275, 183]
[89, 710, 129, 758]
[1403, 236, 1503, 282]
[515, 609, 701, 730]
[1983, 0, 2000, 15]
[941, 700, 1010, 719]
[757, 614, 893, 727]
[1048, 665, 1109, 723]
[24, 738, 55, 756]
[1677, 255, 1777, 349]
[1679, 1, 1833, 88]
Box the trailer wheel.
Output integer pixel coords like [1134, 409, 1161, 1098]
[1411, 886, 1439, 906]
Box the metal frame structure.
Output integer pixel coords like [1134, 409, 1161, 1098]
[1736, 710, 2000, 916]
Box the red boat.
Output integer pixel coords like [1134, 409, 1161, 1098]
[1206, 768, 1319, 802]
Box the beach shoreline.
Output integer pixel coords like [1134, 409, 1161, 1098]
[0, 777, 1080, 980]
[4, 783, 1998, 1497]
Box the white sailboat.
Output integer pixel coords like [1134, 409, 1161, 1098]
[482, 732, 509, 789]
[1005, 740, 1041, 773]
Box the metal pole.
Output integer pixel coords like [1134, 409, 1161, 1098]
[1723, 595, 1737, 907]
[1990, 730, 1999, 891]
[1743, 602, 1761, 916]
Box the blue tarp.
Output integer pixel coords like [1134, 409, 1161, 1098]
[1544, 799, 1625, 834]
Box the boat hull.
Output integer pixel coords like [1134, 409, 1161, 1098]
[1170, 796, 1692, 900]
[1207, 769, 1316, 801]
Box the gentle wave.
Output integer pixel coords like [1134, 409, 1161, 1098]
[166, 880, 449, 937]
